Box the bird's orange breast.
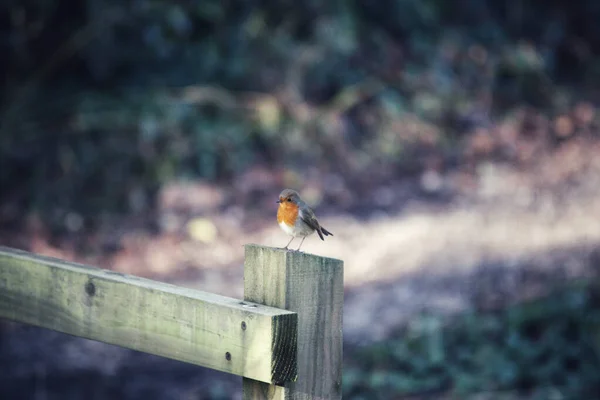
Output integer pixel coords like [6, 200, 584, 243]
[277, 202, 299, 226]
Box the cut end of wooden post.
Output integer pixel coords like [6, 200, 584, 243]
[271, 312, 298, 385]
[244, 243, 343, 265]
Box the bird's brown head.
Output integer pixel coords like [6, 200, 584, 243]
[277, 189, 301, 206]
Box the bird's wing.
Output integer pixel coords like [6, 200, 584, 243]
[300, 207, 320, 230]
[300, 207, 325, 240]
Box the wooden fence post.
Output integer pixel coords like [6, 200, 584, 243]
[243, 244, 344, 399]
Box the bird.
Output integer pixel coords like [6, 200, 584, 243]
[276, 189, 333, 251]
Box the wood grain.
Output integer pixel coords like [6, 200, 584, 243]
[243, 244, 344, 399]
[0, 246, 297, 384]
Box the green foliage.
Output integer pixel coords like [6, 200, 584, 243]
[1, 0, 600, 225]
[344, 283, 600, 399]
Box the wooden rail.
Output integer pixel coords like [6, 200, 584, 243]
[0, 246, 296, 385]
[0, 245, 344, 399]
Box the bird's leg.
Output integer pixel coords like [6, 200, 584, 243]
[283, 236, 295, 250]
[296, 236, 306, 252]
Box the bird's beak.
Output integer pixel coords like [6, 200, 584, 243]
[276, 199, 281, 204]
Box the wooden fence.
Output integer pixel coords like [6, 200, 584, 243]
[0, 244, 343, 399]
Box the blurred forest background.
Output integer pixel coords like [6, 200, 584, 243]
[2, 0, 600, 399]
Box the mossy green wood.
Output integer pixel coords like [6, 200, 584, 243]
[243, 244, 344, 400]
[0, 246, 297, 384]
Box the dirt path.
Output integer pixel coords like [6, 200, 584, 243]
[3, 144, 600, 398]
[85, 151, 600, 344]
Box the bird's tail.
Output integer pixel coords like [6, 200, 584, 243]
[318, 226, 333, 240]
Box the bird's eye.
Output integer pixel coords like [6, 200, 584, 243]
[287, 198, 292, 202]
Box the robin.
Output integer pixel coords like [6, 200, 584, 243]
[276, 189, 333, 251]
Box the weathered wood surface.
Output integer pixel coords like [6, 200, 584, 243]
[243, 244, 344, 399]
[0, 246, 297, 385]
